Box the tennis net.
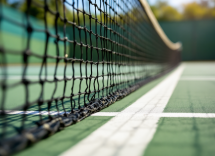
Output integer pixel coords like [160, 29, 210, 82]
[0, 0, 181, 155]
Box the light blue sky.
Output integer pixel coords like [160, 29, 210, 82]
[148, 0, 214, 11]
[148, 0, 199, 7]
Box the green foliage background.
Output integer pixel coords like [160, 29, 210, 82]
[150, 1, 215, 21]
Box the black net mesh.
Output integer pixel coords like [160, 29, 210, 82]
[0, 0, 180, 155]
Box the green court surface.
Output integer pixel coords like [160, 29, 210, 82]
[3, 62, 215, 156]
[164, 81, 215, 113]
[143, 62, 215, 156]
[164, 62, 215, 113]
[144, 118, 215, 156]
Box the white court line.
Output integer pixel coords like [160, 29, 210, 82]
[0, 76, 137, 81]
[92, 112, 215, 118]
[180, 76, 215, 81]
[60, 65, 184, 156]
[1, 111, 69, 115]
[3, 111, 215, 118]
[92, 112, 120, 116]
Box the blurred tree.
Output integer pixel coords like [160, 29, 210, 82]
[158, 5, 182, 21]
[150, 5, 159, 19]
[183, 2, 207, 20]
[1, 0, 9, 5]
[150, 1, 182, 21]
[149, 0, 215, 21]
[19, 0, 44, 20]
[19, 0, 66, 26]
[183, 2, 215, 20]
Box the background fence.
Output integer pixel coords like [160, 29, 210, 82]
[159, 19, 215, 61]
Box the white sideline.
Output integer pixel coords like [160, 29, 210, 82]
[60, 65, 184, 156]
[4, 111, 215, 118]
[92, 112, 215, 118]
[4, 111, 215, 119]
[1, 111, 69, 115]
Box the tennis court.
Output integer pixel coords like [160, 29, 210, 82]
[0, 0, 215, 156]
[3, 62, 213, 156]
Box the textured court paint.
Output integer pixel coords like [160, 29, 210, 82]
[143, 118, 215, 156]
[15, 116, 112, 156]
[101, 72, 171, 112]
[164, 81, 215, 113]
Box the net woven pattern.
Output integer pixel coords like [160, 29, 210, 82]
[0, 0, 180, 155]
